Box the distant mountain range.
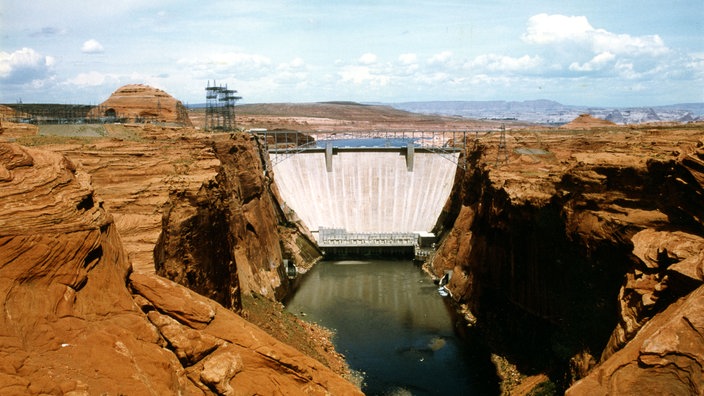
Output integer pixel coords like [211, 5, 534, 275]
[386, 100, 704, 125]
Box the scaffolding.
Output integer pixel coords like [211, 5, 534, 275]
[4, 102, 126, 124]
[205, 81, 242, 131]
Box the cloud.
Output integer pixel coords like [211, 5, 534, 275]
[338, 65, 389, 86]
[468, 54, 543, 73]
[0, 47, 55, 83]
[178, 52, 272, 76]
[81, 39, 105, 54]
[523, 13, 669, 57]
[358, 53, 378, 65]
[522, 14, 593, 44]
[30, 26, 68, 38]
[278, 57, 306, 70]
[65, 71, 117, 87]
[569, 52, 616, 72]
[428, 51, 453, 66]
[398, 53, 417, 65]
[274, 58, 309, 85]
[592, 32, 668, 57]
[685, 53, 704, 78]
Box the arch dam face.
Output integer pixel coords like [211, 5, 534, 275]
[264, 131, 469, 255]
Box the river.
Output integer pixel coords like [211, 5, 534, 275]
[285, 259, 499, 395]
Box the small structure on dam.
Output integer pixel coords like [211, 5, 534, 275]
[318, 227, 419, 258]
[260, 130, 473, 257]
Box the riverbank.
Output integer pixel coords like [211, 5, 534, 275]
[239, 293, 354, 381]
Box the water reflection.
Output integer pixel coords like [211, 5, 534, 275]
[285, 259, 498, 395]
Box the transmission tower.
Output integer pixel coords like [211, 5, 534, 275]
[495, 124, 509, 166]
[205, 81, 242, 131]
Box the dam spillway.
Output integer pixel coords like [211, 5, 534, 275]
[270, 146, 460, 245]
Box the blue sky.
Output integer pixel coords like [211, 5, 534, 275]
[1, 0, 702, 106]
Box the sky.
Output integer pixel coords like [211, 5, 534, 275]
[0, 0, 702, 107]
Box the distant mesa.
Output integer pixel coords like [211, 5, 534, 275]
[88, 84, 192, 127]
[560, 114, 617, 129]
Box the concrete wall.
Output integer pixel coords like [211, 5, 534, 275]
[271, 149, 458, 235]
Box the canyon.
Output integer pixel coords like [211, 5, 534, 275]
[1, 85, 703, 394]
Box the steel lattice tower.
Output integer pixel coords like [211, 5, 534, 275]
[205, 81, 242, 131]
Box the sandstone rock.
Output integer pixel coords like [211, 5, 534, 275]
[0, 143, 191, 394]
[131, 272, 216, 329]
[197, 345, 242, 396]
[53, 134, 220, 273]
[0, 104, 16, 120]
[632, 229, 704, 278]
[88, 84, 192, 126]
[429, 125, 704, 392]
[131, 272, 363, 396]
[567, 285, 704, 395]
[602, 228, 704, 360]
[154, 133, 321, 307]
[0, 106, 38, 140]
[147, 310, 223, 364]
[0, 142, 360, 395]
[560, 114, 617, 129]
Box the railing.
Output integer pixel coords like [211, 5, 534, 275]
[318, 227, 417, 247]
[249, 129, 492, 169]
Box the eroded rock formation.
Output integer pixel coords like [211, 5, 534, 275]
[428, 125, 704, 392]
[559, 114, 617, 129]
[89, 84, 192, 126]
[44, 127, 221, 273]
[0, 142, 360, 395]
[567, 283, 704, 395]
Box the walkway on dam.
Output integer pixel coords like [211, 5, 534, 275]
[260, 131, 469, 246]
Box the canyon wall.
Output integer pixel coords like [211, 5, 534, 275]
[154, 133, 322, 308]
[0, 142, 359, 395]
[429, 126, 704, 393]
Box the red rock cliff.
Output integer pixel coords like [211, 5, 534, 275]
[0, 142, 360, 395]
[429, 125, 704, 393]
[154, 132, 322, 308]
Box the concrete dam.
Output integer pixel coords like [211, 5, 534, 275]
[267, 132, 463, 255]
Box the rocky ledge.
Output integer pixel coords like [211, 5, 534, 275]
[0, 142, 361, 395]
